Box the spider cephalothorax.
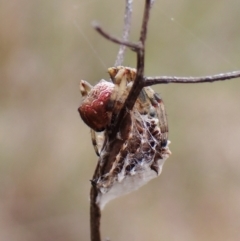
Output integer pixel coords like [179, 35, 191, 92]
[78, 66, 171, 209]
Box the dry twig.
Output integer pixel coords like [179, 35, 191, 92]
[114, 0, 133, 67]
[90, 1, 152, 240]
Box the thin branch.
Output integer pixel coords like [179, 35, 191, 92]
[144, 70, 240, 86]
[114, 0, 133, 66]
[90, 185, 101, 241]
[139, 0, 152, 46]
[93, 22, 141, 51]
[90, 2, 153, 241]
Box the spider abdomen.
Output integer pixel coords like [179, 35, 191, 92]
[78, 80, 115, 132]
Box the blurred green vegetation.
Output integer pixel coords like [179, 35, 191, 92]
[0, 0, 240, 240]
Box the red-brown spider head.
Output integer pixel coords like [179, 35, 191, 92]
[78, 79, 115, 132]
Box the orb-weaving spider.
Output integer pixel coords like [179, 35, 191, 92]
[78, 66, 171, 208]
[79, 66, 168, 156]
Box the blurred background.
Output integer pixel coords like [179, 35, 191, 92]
[1, 0, 240, 240]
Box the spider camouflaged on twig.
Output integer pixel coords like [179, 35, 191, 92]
[79, 66, 171, 209]
[77, 1, 240, 241]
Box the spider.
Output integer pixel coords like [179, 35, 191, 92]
[78, 66, 171, 209]
[79, 66, 168, 155]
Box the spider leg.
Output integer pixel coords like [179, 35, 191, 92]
[79, 80, 105, 156]
[143, 87, 168, 147]
[108, 66, 136, 83]
[79, 80, 92, 96]
[91, 129, 100, 156]
[108, 67, 130, 115]
[108, 67, 168, 146]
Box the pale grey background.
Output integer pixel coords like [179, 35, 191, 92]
[1, 0, 240, 240]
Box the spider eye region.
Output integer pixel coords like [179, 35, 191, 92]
[78, 80, 115, 132]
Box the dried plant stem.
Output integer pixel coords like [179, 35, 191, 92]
[114, 0, 133, 67]
[93, 23, 140, 51]
[94, 24, 240, 86]
[144, 71, 240, 85]
[90, 185, 101, 241]
[94, 21, 240, 87]
[90, 1, 153, 241]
